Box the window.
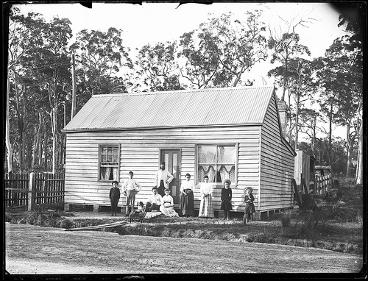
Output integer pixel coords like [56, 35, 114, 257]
[197, 144, 237, 183]
[98, 145, 120, 181]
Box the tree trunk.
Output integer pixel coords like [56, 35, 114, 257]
[32, 112, 42, 170]
[328, 101, 333, 168]
[43, 129, 48, 171]
[51, 107, 58, 174]
[356, 115, 363, 184]
[38, 117, 43, 168]
[312, 115, 316, 156]
[6, 75, 13, 173]
[281, 57, 288, 102]
[232, 74, 242, 87]
[14, 81, 25, 172]
[345, 122, 351, 178]
[294, 94, 300, 151]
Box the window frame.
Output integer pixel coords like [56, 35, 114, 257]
[195, 143, 238, 185]
[97, 144, 121, 182]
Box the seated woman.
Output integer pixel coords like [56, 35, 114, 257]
[146, 186, 162, 212]
[160, 188, 179, 217]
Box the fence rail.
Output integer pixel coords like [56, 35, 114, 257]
[4, 172, 65, 211]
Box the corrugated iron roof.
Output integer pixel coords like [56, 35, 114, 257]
[63, 86, 275, 132]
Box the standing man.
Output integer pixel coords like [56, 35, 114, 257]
[154, 163, 174, 197]
[122, 171, 142, 215]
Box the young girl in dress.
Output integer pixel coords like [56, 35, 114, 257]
[160, 188, 179, 217]
[243, 187, 255, 225]
[221, 179, 232, 220]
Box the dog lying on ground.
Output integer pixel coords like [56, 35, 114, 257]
[129, 202, 146, 223]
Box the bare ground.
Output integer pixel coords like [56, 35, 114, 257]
[5, 223, 363, 274]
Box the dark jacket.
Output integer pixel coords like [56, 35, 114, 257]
[221, 187, 232, 210]
[109, 187, 121, 201]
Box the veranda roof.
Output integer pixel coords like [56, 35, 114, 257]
[63, 86, 275, 132]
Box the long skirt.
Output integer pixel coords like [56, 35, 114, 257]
[110, 198, 119, 214]
[198, 195, 214, 218]
[160, 205, 179, 217]
[180, 189, 194, 216]
[221, 200, 232, 211]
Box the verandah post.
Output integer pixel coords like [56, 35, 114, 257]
[28, 172, 35, 211]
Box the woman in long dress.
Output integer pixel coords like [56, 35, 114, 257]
[221, 179, 232, 220]
[198, 175, 214, 218]
[180, 173, 195, 217]
[160, 189, 179, 217]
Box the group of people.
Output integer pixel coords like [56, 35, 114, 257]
[109, 162, 255, 224]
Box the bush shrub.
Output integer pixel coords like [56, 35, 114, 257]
[280, 214, 290, 227]
[60, 218, 74, 229]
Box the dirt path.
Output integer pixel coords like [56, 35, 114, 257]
[5, 223, 362, 274]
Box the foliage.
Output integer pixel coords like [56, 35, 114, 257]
[136, 41, 183, 91]
[268, 31, 311, 102]
[70, 27, 133, 109]
[178, 11, 267, 88]
[8, 8, 72, 172]
[312, 33, 362, 173]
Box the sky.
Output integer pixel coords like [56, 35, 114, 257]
[15, 2, 348, 140]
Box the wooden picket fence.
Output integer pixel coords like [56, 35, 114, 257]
[4, 173, 29, 209]
[4, 172, 65, 211]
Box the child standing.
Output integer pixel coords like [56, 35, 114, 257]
[243, 187, 255, 225]
[221, 179, 232, 220]
[109, 181, 120, 216]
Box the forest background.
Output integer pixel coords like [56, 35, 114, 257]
[4, 3, 364, 184]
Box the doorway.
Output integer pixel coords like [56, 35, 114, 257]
[160, 149, 181, 204]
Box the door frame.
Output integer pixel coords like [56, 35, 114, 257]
[158, 148, 182, 205]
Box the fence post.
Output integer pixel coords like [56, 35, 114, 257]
[28, 172, 35, 211]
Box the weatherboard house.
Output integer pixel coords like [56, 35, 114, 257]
[62, 86, 295, 217]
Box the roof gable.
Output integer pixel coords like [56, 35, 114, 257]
[63, 86, 275, 132]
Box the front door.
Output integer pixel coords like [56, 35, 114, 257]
[160, 149, 181, 205]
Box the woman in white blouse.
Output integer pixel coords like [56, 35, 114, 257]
[180, 173, 195, 217]
[160, 188, 179, 217]
[198, 175, 214, 218]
